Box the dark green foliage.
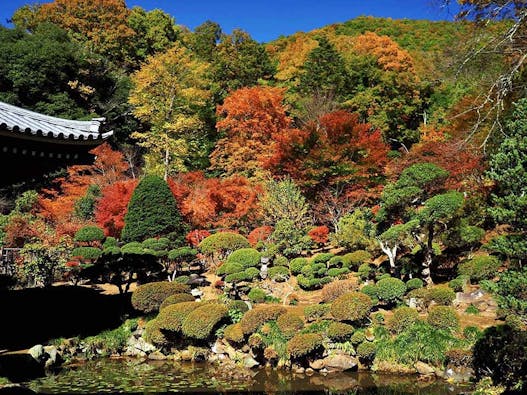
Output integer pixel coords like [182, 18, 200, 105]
[74, 226, 105, 243]
[199, 232, 250, 255]
[131, 281, 190, 314]
[343, 250, 372, 269]
[303, 304, 330, 322]
[376, 277, 407, 304]
[248, 288, 267, 303]
[473, 325, 527, 392]
[226, 248, 261, 268]
[181, 303, 228, 340]
[224, 267, 260, 283]
[481, 267, 527, 322]
[360, 284, 379, 305]
[71, 246, 102, 261]
[326, 267, 350, 277]
[458, 255, 501, 282]
[406, 278, 424, 290]
[289, 257, 308, 274]
[217, 262, 243, 276]
[190, 20, 222, 62]
[356, 341, 376, 362]
[331, 292, 373, 322]
[267, 266, 289, 281]
[357, 263, 375, 281]
[159, 293, 195, 310]
[387, 306, 420, 333]
[427, 306, 459, 332]
[327, 322, 354, 341]
[103, 237, 118, 249]
[424, 285, 456, 306]
[297, 274, 331, 290]
[312, 253, 334, 264]
[74, 185, 101, 221]
[168, 247, 197, 261]
[287, 333, 324, 359]
[122, 175, 184, 242]
[448, 276, 467, 292]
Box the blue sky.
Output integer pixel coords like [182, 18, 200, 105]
[0, 0, 460, 42]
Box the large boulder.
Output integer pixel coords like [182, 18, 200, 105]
[322, 353, 358, 372]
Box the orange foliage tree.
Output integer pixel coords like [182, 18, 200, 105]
[169, 172, 262, 229]
[95, 179, 138, 237]
[209, 86, 302, 179]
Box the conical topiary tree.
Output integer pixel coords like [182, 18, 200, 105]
[122, 174, 184, 242]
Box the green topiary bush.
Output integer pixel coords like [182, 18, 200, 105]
[122, 175, 184, 242]
[72, 246, 102, 261]
[103, 237, 118, 249]
[156, 301, 198, 333]
[287, 333, 324, 359]
[248, 288, 267, 303]
[344, 250, 372, 269]
[331, 292, 373, 322]
[387, 306, 420, 334]
[406, 278, 424, 290]
[297, 274, 331, 290]
[312, 253, 334, 264]
[277, 312, 304, 339]
[239, 306, 287, 335]
[327, 322, 354, 341]
[321, 279, 357, 303]
[224, 323, 244, 343]
[448, 276, 467, 292]
[181, 303, 228, 340]
[427, 306, 459, 332]
[424, 285, 456, 306]
[226, 248, 261, 268]
[131, 281, 190, 314]
[303, 304, 331, 322]
[376, 277, 407, 304]
[356, 341, 376, 361]
[168, 247, 197, 261]
[328, 256, 345, 268]
[159, 293, 195, 310]
[289, 257, 308, 274]
[327, 267, 350, 277]
[360, 284, 379, 305]
[458, 255, 501, 282]
[357, 263, 375, 281]
[217, 262, 244, 276]
[74, 226, 105, 243]
[199, 232, 250, 256]
[273, 255, 289, 267]
[268, 266, 289, 281]
[144, 319, 167, 346]
[350, 330, 366, 345]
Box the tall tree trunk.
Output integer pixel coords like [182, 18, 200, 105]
[422, 224, 434, 285]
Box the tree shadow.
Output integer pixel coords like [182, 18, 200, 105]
[0, 285, 134, 351]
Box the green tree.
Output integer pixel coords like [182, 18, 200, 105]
[261, 177, 310, 228]
[188, 20, 222, 62]
[121, 175, 185, 242]
[332, 209, 377, 251]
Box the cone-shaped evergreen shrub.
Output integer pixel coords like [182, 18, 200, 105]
[122, 175, 184, 242]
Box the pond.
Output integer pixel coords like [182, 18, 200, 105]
[25, 359, 474, 394]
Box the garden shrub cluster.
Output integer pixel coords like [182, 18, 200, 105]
[427, 306, 460, 332]
[375, 277, 407, 304]
[296, 253, 353, 290]
[199, 232, 250, 256]
[458, 255, 501, 282]
[181, 303, 228, 339]
[287, 333, 324, 359]
[276, 312, 304, 339]
[387, 306, 419, 334]
[239, 306, 287, 335]
[326, 322, 354, 341]
[321, 279, 357, 302]
[131, 281, 190, 313]
[159, 293, 195, 310]
[304, 304, 330, 322]
[331, 292, 373, 322]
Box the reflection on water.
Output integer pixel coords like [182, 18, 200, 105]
[27, 359, 474, 394]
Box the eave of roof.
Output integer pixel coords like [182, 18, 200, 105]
[0, 101, 113, 143]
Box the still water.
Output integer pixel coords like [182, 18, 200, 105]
[27, 359, 474, 394]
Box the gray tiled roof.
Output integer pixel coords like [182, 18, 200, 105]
[0, 101, 113, 142]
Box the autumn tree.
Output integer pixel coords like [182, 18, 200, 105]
[95, 179, 138, 238]
[209, 86, 301, 179]
[129, 43, 211, 180]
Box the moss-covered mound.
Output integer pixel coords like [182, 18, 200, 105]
[181, 303, 229, 340]
[131, 281, 190, 314]
[276, 312, 304, 339]
[331, 292, 373, 322]
[287, 333, 324, 359]
[224, 323, 244, 343]
[156, 301, 199, 332]
[240, 306, 287, 335]
[159, 293, 195, 310]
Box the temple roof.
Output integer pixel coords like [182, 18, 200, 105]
[0, 101, 113, 143]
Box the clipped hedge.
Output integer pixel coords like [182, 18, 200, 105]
[157, 301, 198, 332]
[181, 303, 228, 340]
[424, 285, 456, 306]
[376, 277, 407, 304]
[159, 293, 195, 310]
[72, 246, 102, 261]
[199, 232, 250, 255]
[303, 304, 331, 322]
[331, 292, 373, 322]
[321, 280, 357, 303]
[144, 319, 167, 346]
[225, 267, 260, 283]
[74, 226, 105, 243]
[277, 312, 304, 339]
[248, 288, 267, 303]
[427, 306, 459, 332]
[287, 333, 324, 359]
[289, 258, 308, 275]
[387, 306, 420, 334]
[356, 341, 376, 361]
[327, 322, 354, 341]
[226, 248, 261, 268]
[217, 262, 244, 276]
[240, 306, 287, 335]
[344, 250, 372, 269]
[224, 323, 244, 343]
[406, 278, 424, 290]
[131, 281, 190, 314]
[312, 253, 334, 264]
[458, 255, 501, 282]
[297, 274, 331, 290]
[268, 266, 289, 281]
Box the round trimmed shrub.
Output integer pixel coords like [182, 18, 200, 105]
[321, 280, 357, 303]
[142, 237, 170, 251]
[327, 267, 350, 277]
[122, 175, 184, 242]
[199, 232, 250, 255]
[356, 341, 376, 361]
[227, 299, 250, 314]
[287, 333, 323, 359]
[72, 246, 102, 261]
[273, 255, 289, 267]
[424, 285, 456, 306]
[277, 312, 304, 339]
[131, 281, 190, 314]
[427, 306, 459, 332]
[157, 301, 198, 332]
[240, 306, 287, 335]
[303, 304, 330, 322]
[217, 262, 243, 276]
[289, 258, 308, 274]
[328, 255, 345, 268]
[168, 247, 197, 261]
[226, 248, 261, 268]
[103, 237, 118, 248]
[224, 323, 244, 343]
[448, 276, 467, 292]
[406, 278, 424, 290]
[387, 306, 420, 334]
[327, 322, 354, 341]
[344, 250, 372, 269]
[376, 277, 407, 304]
[268, 266, 289, 281]
[181, 303, 228, 340]
[360, 284, 379, 305]
[357, 263, 375, 280]
[312, 253, 334, 264]
[350, 330, 366, 345]
[74, 226, 105, 243]
[458, 255, 501, 282]
[144, 319, 166, 346]
[159, 293, 195, 310]
[248, 288, 267, 303]
[331, 292, 373, 322]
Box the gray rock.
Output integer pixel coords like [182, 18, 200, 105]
[408, 298, 417, 308]
[148, 351, 167, 360]
[309, 359, 325, 370]
[28, 345, 44, 362]
[415, 361, 435, 376]
[242, 356, 259, 369]
[322, 354, 358, 372]
[126, 336, 156, 355]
